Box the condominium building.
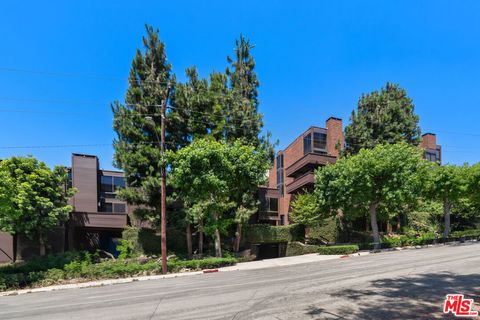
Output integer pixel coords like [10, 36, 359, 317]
[255, 117, 344, 226]
[255, 120, 442, 226]
[0, 154, 132, 262]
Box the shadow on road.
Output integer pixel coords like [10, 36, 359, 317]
[306, 272, 480, 320]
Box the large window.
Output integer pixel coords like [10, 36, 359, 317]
[101, 176, 126, 193]
[313, 132, 327, 153]
[303, 133, 312, 154]
[425, 150, 439, 162]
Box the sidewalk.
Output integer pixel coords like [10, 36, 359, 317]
[220, 253, 343, 271]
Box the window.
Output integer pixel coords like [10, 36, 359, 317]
[313, 132, 327, 153]
[101, 176, 114, 193]
[113, 203, 126, 213]
[268, 198, 278, 212]
[101, 175, 126, 193]
[114, 177, 126, 191]
[276, 154, 284, 196]
[425, 150, 439, 162]
[99, 202, 113, 213]
[303, 133, 312, 154]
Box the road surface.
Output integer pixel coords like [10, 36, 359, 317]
[1, 243, 479, 319]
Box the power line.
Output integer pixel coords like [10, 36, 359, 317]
[0, 67, 171, 85]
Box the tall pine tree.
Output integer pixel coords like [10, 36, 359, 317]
[112, 25, 174, 225]
[344, 82, 421, 155]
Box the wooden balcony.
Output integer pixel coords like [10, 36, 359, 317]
[70, 212, 128, 229]
[258, 211, 280, 221]
[285, 153, 337, 178]
[285, 172, 315, 194]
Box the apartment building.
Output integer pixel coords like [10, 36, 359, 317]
[0, 154, 132, 262]
[255, 120, 442, 226]
[255, 117, 344, 226]
[420, 133, 442, 163]
[66, 153, 132, 254]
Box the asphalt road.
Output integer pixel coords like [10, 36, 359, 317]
[1, 243, 479, 320]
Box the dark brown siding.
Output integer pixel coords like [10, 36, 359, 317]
[0, 232, 13, 263]
[71, 154, 98, 212]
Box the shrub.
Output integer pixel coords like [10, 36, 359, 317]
[243, 224, 304, 244]
[0, 251, 237, 292]
[316, 245, 359, 255]
[306, 218, 339, 243]
[286, 242, 359, 256]
[286, 242, 321, 256]
[117, 239, 136, 259]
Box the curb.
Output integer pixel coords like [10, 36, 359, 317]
[0, 271, 204, 297]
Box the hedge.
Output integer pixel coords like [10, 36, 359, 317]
[357, 229, 480, 250]
[286, 242, 359, 256]
[0, 252, 237, 292]
[286, 242, 321, 256]
[316, 245, 359, 255]
[243, 224, 304, 244]
[306, 218, 339, 244]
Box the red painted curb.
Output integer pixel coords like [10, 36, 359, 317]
[340, 255, 349, 259]
[203, 269, 219, 273]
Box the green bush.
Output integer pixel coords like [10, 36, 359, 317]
[117, 239, 136, 259]
[243, 224, 304, 244]
[286, 242, 320, 256]
[121, 227, 187, 256]
[451, 229, 480, 238]
[316, 245, 359, 255]
[0, 251, 237, 292]
[286, 242, 359, 256]
[307, 218, 339, 243]
[168, 257, 237, 272]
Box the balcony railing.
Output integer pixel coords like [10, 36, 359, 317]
[285, 152, 337, 178]
[285, 172, 315, 194]
[258, 211, 280, 221]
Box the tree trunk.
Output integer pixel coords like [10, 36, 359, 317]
[443, 198, 451, 242]
[369, 203, 381, 250]
[198, 219, 204, 255]
[39, 233, 46, 256]
[12, 233, 17, 263]
[386, 221, 392, 234]
[234, 223, 242, 253]
[213, 213, 222, 258]
[186, 223, 192, 258]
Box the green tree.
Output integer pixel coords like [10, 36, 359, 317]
[169, 139, 268, 257]
[426, 164, 469, 240]
[0, 156, 74, 260]
[315, 143, 430, 249]
[112, 25, 174, 226]
[344, 82, 421, 155]
[290, 192, 322, 226]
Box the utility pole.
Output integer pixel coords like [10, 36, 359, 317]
[160, 83, 170, 274]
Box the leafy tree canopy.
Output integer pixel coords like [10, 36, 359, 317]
[0, 156, 74, 256]
[315, 143, 431, 247]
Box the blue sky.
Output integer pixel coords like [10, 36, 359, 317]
[1, 1, 479, 169]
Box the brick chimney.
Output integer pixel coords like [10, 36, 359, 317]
[420, 133, 436, 149]
[326, 117, 343, 158]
